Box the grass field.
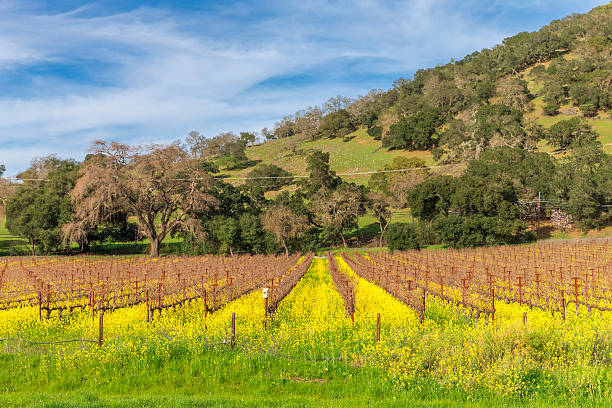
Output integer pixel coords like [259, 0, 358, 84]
[221, 128, 436, 186]
[0, 254, 609, 407]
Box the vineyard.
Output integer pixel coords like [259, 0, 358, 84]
[0, 239, 610, 405]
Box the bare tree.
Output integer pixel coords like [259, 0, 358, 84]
[367, 191, 393, 247]
[324, 95, 353, 114]
[261, 204, 308, 257]
[185, 131, 207, 159]
[63, 141, 217, 257]
[312, 184, 365, 247]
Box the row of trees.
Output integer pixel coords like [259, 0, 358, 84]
[3, 133, 610, 256]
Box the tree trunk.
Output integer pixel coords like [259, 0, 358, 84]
[379, 225, 384, 247]
[282, 239, 289, 258]
[340, 232, 347, 248]
[31, 241, 35, 256]
[150, 237, 160, 257]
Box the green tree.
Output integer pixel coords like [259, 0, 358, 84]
[211, 216, 240, 255]
[385, 223, 421, 251]
[383, 108, 443, 150]
[546, 118, 598, 149]
[475, 80, 495, 102]
[239, 132, 257, 146]
[554, 140, 612, 231]
[407, 176, 456, 222]
[300, 151, 341, 195]
[318, 109, 356, 139]
[246, 164, 293, 192]
[6, 157, 78, 254]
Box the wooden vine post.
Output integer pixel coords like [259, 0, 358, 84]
[38, 290, 42, 321]
[262, 286, 269, 330]
[230, 312, 236, 350]
[146, 289, 150, 322]
[560, 289, 566, 322]
[376, 313, 381, 344]
[98, 309, 105, 347]
[420, 287, 426, 324]
[572, 277, 580, 316]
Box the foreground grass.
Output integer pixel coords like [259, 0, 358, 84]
[0, 347, 608, 408]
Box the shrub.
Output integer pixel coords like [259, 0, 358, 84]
[579, 103, 597, 117]
[385, 223, 421, 251]
[367, 126, 382, 140]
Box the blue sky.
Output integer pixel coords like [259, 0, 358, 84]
[0, 0, 607, 175]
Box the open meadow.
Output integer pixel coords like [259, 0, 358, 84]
[0, 238, 610, 407]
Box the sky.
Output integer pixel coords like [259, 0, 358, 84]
[0, 0, 607, 175]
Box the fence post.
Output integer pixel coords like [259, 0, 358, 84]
[522, 312, 527, 325]
[146, 289, 150, 322]
[376, 313, 381, 344]
[230, 312, 236, 350]
[98, 309, 105, 347]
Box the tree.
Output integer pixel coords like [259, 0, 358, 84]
[542, 96, 560, 115]
[546, 118, 598, 149]
[385, 223, 421, 251]
[366, 191, 393, 247]
[383, 108, 443, 150]
[324, 95, 353, 113]
[0, 164, 15, 223]
[475, 80, 495, 102]
[579, 103, 597, 117]
[246, 164, 293, 192]
[312, 183, 365, 247]
[369, 157, 430, 207]
[260, 127, 275, 141]
[366, 126, 382, 140]
[300, 151, 341, 195]
[554, 140, 612, 231]
[407, 176, 456, 222]
[185, 131, 207, 158]
[64, 141, 217, 257]
[211, 216, 240, 255]
[318, 109, 356, 139]
[6, 157, 78, 254]
[239, 132, 256, 147]
[262, 204, 308, 256]
[495, 77, 531, 112]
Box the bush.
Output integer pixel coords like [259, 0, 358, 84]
[542, 99, 560, 116]
[318, 109, 356, 139]
[366, 126, 382, 140]
[385, 223, 421, 251]
[579, 103, 597, 117]
[433, 214, 532, 248]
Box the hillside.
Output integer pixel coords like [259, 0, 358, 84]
[217, 2, 611, 186]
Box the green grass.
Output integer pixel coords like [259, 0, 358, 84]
[1, 349, 604, 408]
[222, 128, 435, 186]
[0, 217, 29, 255]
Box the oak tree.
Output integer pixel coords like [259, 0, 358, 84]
[64, 141, 217, 257]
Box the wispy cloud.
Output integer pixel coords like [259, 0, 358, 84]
[0, 0, 606, 174]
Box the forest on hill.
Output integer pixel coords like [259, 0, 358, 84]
[0, 3, 611, 256]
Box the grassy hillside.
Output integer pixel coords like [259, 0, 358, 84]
[216, 3, 612, 183]
[221, 129, 440, 186]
